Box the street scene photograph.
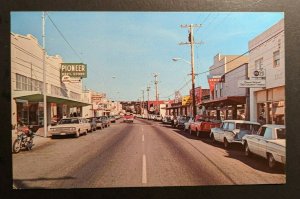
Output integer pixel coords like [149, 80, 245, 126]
[10, 11, 285, 188]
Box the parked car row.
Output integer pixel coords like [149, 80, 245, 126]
[157, 115, 286, 169]
[49, 115, 121, 138]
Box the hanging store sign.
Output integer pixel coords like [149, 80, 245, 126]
[182, 95, 191, 106]
[252, 69, 266, 78]
[61, 63, 87, 78]
[238, 80, 266, 88]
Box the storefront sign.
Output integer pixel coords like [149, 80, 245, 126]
[252, 69, 266, 78]
[182, 95, 191, 106]
[238, 80, 266, 88]
[61, 63, 87, 78]
[208, 77, 221, 91]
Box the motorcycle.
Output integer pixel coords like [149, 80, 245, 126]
[13, 125, 35, 153]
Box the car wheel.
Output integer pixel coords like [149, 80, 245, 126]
[224, 138, 230, 148]
[189, 128, 192, 135]
[13, 139, 22, 153]
[268, 154, 276, 168]
[84, 130, 88, 135]
[211, 134, 215, 143]
[244, 142, 251, 157]
[75, 130, 80, 138]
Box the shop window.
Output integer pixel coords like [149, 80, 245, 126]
[273, 50, 280, 68]
[257, 103, 266, 124]
[272, 101, 285, 125]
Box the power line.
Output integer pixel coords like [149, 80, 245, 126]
[46, 13, 83, 62]
[162, 28, 284, 99]
[197, 29, 284, 76]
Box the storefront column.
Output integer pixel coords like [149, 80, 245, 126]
[216, 110, 221, 120]
[232, 105, 237, 120]
[47, 103, 51, 125]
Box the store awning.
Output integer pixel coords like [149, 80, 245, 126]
[163, 105, 190, 110]
[12, 91, 91, 107]
[200, 96, 246, 107]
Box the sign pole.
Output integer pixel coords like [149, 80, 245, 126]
[42, 12, 48, 137]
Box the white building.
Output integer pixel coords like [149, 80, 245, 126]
[248, 19, 285, 125]
[11, 33, 90, 133]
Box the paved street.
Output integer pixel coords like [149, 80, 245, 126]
[13, 119, 285, 188]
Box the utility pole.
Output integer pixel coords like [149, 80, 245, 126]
[141, 89, 145, 115]
[179, 24, 202, 118]
[153, 73, 159, 115]
[42, 11, 48, 137]
[146, 85, 150, 114]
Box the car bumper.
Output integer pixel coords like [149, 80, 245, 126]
[51, 130, 76, 136]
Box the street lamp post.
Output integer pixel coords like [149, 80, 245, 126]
[172, 58, 197, 118]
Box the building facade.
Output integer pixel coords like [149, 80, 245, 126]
[202, 52, 249, 120]
[248, 19, 285, 125]
[11, 33, 90, 133]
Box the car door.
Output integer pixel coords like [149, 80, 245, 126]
[259, 127, 273, 158]
[252, 126, 266, 156]
[224, 122, 235, 142]
[216, 122, 227, 141]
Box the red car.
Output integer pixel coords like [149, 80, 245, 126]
[189, 115, 221, 137]
[123, 113, 134, 123]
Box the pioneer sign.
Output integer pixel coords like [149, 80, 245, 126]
[238, 80, 266, 88]
[61, 63, 87, 78]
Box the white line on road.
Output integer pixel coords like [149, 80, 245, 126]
[142, 154, 147, 184]
[142, 134, 145, 142]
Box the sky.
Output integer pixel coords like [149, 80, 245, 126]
[11, 12, 284, 101]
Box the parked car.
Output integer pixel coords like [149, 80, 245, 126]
[109, 115, 116, 123]
[123, 113, 134, 123]
[189, 115, 205, 135]
[162, 115, 172, 125]
[177, 116, 191, 130]
[154, 115, 162, 121]
[86, 117, 97, 132]
[49, 117, 89, 138]
[210, 120, 261, 148]
[242, 124, 286, 168]
[184, 117, 194, 131]
[95, 117, 105, 129]
[100, 116, 111, 127]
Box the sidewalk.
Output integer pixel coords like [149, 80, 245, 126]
[11, 128, 52, 152]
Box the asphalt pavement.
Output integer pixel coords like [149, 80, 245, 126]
[12, 118, 285, 188]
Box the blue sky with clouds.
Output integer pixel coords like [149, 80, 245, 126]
[11, 12, 284, 101]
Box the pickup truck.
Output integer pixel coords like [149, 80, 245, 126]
[242, 124, 286, 168]
[123, 113, 134, 123]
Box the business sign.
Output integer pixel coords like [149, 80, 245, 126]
[61, 63, 87, 78]
[238, 80, 266, 88]
[182, 95, 191, 106]
[208, 77, 221, 91]
[252, 69, 266, 78]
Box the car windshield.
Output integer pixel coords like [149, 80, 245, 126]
[236, 123, 260, 132]
[276, 128, 286, 139]
[59, 119, 79, 124]
[86, 118, 92, 122]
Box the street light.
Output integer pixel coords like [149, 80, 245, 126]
[172, 57, 197, 118]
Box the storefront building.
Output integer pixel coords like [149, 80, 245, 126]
[249, 19, 285, 125]
[11, 33, 90, 132]
[201, 54, 249, 120]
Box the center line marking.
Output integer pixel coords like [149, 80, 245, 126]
[142, 154, 147, 184]
[142, 134, 145, 142]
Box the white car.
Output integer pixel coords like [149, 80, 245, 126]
[210, 120, 260, 148]
[242, 124, 286, 168]
[50, 117, 89, 138]
[184, 117, 194, 131]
